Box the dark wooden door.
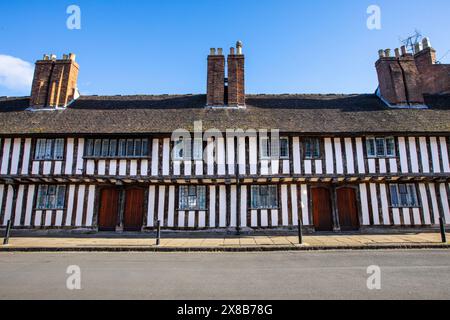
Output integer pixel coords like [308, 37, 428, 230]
[98, 188, 120, 231]
[312, 187, 333, 231]
[337, 187, 360, 231]
[124, 188, 145, 231]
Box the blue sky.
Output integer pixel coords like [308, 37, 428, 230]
[0, 0, 449, 96]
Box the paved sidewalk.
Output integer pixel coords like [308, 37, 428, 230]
[1, 232, 449, 252]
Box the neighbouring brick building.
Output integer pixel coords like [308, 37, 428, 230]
[0, 39, 449, 232]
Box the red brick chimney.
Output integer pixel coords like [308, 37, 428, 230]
[414, 38, 450, 95]
[227, 41, 245, 107]
[375, 47, 424, 106]
[30, 53, 79, 108]
[206, 48, 225, 106]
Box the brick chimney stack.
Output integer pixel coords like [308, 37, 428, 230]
[376, 37, 450, 107]
[206, 41, 245, 108]
[375, 47, 424, 106]
[30, 53, 79, 109]
[206, 48, 225, 106]
[227, 41, 245, 107]
[413, 38, 450, 95]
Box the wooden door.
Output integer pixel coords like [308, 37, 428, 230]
[123, 188, 145, 231]
[337, 187, 360, 231]
[98, 188, 120, 231]
[312, 187, 333, 231]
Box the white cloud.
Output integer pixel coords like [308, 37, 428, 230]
[0, 54, 34, 93]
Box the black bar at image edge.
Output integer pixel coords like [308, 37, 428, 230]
[0, 300, 445, 318]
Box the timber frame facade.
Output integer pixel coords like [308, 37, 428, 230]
[0, 39, 449, 233]
[0, 134, 448, 231]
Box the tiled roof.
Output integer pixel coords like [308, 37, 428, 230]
[0, 94, 449, 135]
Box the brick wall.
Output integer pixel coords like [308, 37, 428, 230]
[376, 54, 424, 105]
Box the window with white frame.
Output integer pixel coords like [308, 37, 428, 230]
[173, 138, 203, 161]
[178, 186, 206, 210]
[279, 138, 289, 158]
[173, 139, 185, 160]
[366, 137, 395, 158]
[85, 139, 149, 158]
[389, 184, 419, 207]
[36, 185, 66, 209]
[259, 137, 289, 159]
[251, 185, 279, 209]
[193, 138, 203, 160]
[303, 138, 321, 159]
[35, 139, 64, 160]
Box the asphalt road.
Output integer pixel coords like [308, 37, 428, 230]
[0, 250, 449, 300]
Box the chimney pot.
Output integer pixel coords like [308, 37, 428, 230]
[69, 53, 76, 61]
[50, 54, 57, 61]
[63, 54, 69, 60]
[236, 41, 243, 55]
[395, 48, 400, 58]
[43, 54, 50, 61]
[401, 46, 408, 56]
[217, 48, 223, 55]
[414, 42, 422, 54]
[422, 37, 431, 49]
[384, 49, 391, 57]
[378, 50, 385, 58]
[230, 47, 235, 55]
[210, 48, 216, 56]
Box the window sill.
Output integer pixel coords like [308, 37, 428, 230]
[34, 159, 65, 162]
[177, 209, 208, 212]
[367, 156, 397, 159]
[389, 206, 421, 209]
[34, 208, 66, 211]
[250, 208, 280, 210]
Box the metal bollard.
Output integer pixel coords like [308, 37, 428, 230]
[3, 220, 12, 245]
[439, 217, 447, 243]
[298, 219, 303, 245]
[156, 220, 161, 246]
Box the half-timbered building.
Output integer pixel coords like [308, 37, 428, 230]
[0, 39, 449, 233]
